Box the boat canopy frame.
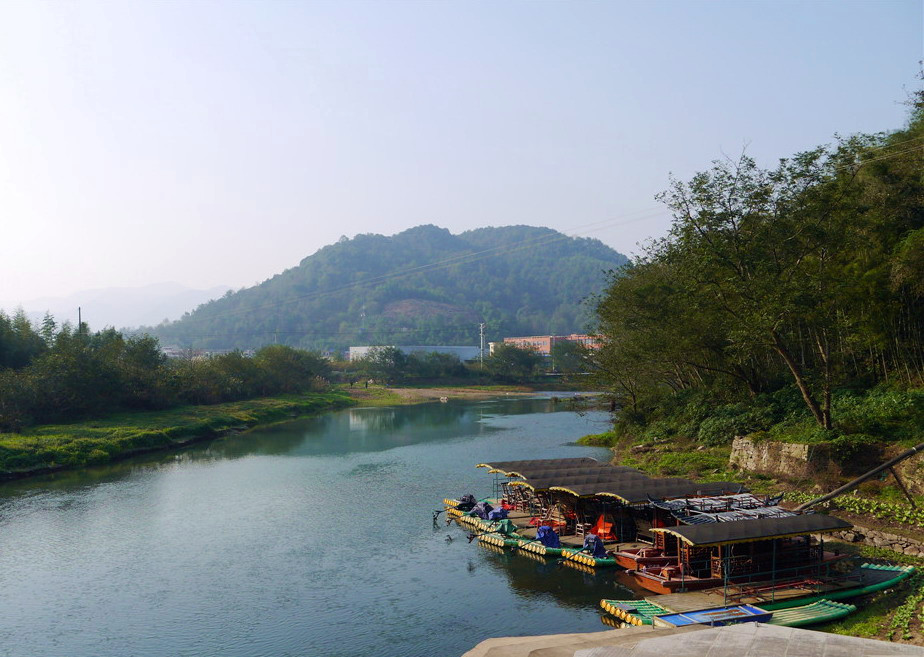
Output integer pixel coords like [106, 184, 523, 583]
[651, 514, 852, 547]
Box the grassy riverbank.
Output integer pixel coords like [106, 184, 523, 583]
[0, 391, 354, 476]
[343, 383, 538, 407]
[818, 544, 924, 645]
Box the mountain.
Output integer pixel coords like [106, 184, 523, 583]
[4, 283, 232, 331]
[148, 225, 628, 350]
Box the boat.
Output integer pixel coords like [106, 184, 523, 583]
[514, 537, 565, 557]
[601, 562, 913, 625]
[627, 514, 852, 594]
[601, 598, 672, 626]
[602, 598, 855, 628]
[766, 599, 856, 627]
[469, 458, 748, 570]
[448, 457, 854, 592]
[477, 519, 522, 548]
[651, 603, 772, 627]
[758, 562, 916, 609]
[559, 547, 619, 568]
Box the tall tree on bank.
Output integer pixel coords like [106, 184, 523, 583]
[593, 101, 924, 432]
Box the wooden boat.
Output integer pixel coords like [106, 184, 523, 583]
[628, 514, 852, 594]
[612, 546, 675, 570]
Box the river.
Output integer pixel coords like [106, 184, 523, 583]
[0, 394, 639, 657]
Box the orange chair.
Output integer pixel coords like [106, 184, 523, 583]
[591, 514, 617, 541]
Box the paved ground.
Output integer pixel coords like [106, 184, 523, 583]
[463, 624, 924, 657]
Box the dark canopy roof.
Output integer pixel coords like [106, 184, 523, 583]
[651, 514, 852, 546]
[515, 466, 643, 483]
[524, 471, 652, 491]
[555, 479, 742, 501]
[477, 458, 604, 474]
[477, 458, 746, 505]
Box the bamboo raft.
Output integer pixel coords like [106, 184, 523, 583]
[601, 563, 913, 627]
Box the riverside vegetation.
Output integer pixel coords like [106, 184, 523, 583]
[0, 316, 351, 473]
[0, 312, 574, 474]
[584, 90, 924, 643]
[586, 90, 924, 473]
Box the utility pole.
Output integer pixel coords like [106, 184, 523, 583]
[78, 306, 82, 334]
[479, 322, 485, 367]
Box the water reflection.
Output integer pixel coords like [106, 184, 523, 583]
[0, 395, 615, 657]
[474, 543, 638, 609]
[0, 398, 557, 497]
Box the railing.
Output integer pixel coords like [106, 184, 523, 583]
[710, 546, 823, 579]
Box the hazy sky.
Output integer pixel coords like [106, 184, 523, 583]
[1, 0, 921, 305]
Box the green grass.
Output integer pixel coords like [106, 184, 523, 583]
[344, 386, 411, 407]
[576, 430, 618, 446]
[0, 391, 354, 474]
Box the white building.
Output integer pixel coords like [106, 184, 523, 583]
[348, 345, 481, 362]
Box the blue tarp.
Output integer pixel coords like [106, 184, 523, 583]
[470, 501, 494, 519]
[583, 533, 608, 558]
[488, 507, 509, 521]
[537, 525, 561, 548]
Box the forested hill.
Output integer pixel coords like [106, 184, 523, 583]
[147, 225, 628, 350]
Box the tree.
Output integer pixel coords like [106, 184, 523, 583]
[359, 346, 407, 384]
[485, 344, 542, 382]
[550, 340, 588, 374]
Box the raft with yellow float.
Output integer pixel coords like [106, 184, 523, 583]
[559, 547, 619, 568]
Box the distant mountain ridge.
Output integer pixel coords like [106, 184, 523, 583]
[149, 225, 628, 350]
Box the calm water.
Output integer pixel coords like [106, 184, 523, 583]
[0, 395, 638, 657]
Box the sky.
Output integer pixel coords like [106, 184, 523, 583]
[0, 0, 921, 307]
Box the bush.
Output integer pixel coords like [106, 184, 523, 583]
[653, 451, 728, 477]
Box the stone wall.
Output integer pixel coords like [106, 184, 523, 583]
[830, 524, 924, 558]
[729, 436, 838, 479]
[891, 450, 924, 496]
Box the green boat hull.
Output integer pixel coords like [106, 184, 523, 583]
[761, 563, 915, 610]
[767, 599, 856, 627]
[601, 563, 913, 626]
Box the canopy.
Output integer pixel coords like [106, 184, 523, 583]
[518, 471, 651, 491]
[650, 493, 777, 513]
[676, 506, 796, 525]
[552, 479, 742, 501]
[651, 514, 852, 546]
[599, 480, 744, 504]
[508, 465, 642, 481]
[477, 458, 603, 473]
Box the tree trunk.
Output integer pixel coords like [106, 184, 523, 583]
[770, 329, 830, 429]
